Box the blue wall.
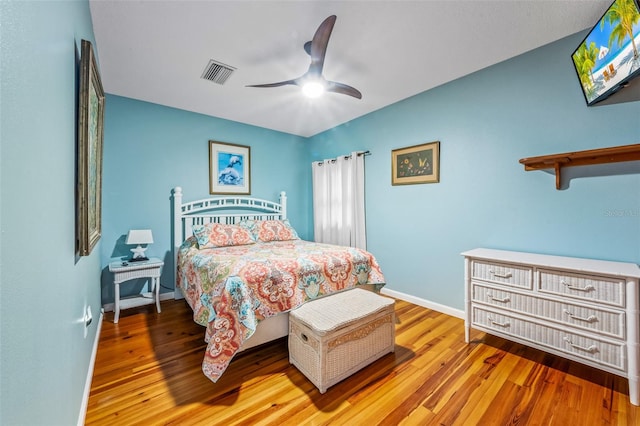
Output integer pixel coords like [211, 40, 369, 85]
[0, 1, 102, 425]
[100, 96, 309, 300]
[309, 32, 640, 310]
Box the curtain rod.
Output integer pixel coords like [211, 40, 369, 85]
[315, 150, 370, 165]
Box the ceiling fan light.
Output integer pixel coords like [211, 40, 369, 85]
[302, 81, 325, 98]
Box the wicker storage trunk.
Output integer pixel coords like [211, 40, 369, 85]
[288, 288, 395, 393]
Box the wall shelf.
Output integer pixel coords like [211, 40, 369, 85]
[519, 143, 640, 189]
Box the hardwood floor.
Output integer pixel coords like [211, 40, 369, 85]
[86, 298, 640, 425]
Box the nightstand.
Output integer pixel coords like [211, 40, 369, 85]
[108, 258, 164, 323]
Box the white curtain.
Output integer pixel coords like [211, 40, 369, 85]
[311, 151, 366, 249]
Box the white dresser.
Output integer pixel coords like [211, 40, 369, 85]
[462, 248, 640, 405]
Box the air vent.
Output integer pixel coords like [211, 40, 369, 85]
[201, 60, 236, 85]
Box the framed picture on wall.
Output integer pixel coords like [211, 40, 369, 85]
[391, 141, 440, 185]
[209, 141, 251, 194]
[77, 39, 105, 256]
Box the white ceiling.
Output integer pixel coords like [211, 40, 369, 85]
[89, 0, 611, 138]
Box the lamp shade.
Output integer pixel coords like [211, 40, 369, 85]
[126, 229, 154, 245]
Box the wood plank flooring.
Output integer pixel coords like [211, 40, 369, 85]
[86, 298, 640, 425]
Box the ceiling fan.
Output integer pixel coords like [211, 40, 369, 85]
[246, 15, 362, 99]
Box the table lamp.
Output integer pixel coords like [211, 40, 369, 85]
[126, 229, 153, 261]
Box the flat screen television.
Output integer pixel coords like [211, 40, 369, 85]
[571, 0, 640, 105]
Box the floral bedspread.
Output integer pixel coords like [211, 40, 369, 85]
[177, 237, 386, 382]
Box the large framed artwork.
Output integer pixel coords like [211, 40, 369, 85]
[209, 141, 251, 194]
[391, 141, 440, 185]
[77, 39, 105, 256]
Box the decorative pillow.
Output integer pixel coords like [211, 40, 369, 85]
[240, 219, 300, 242]
[192, 223, 256, 249]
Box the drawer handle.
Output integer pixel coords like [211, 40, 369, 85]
[487, 294, 511, 303]
[561, 280, 595, 292]
[487, 317, 510, 328]
[563, 337, 598, 353]
[489, 270, 513, 279]
[563, 309, 598, 323]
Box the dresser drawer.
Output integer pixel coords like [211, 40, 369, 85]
[471, 284, 624, 339]
[538, 269, 625, 307]
[471, 260, 532, 289]
[472, 306, 625, 371]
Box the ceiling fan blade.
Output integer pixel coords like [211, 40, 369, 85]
[308, 15, 336, 76]
[326, 81, 362, 99]
[246, 79, 299, 88]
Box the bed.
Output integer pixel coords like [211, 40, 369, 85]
[172, 187, 386, 382]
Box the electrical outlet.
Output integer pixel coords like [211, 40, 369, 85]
[84, 305, 92, 339]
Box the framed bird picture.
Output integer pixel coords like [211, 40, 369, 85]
[209, 141, 251, 194]
[391, 141, 440, 185]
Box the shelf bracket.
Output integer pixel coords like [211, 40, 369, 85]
[554, 163, 561, 190]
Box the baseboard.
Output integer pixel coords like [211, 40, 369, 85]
[380, 288, 465, 319]
[102, 291, 175, 312]
[77, 309, 104, 426]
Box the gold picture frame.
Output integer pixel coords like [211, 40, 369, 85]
[391, 141, 440, 185]
[209, 141, 251, 194]
[77, 40, 105, 256]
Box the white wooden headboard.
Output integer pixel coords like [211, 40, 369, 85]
[171, 186, 287, 298]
